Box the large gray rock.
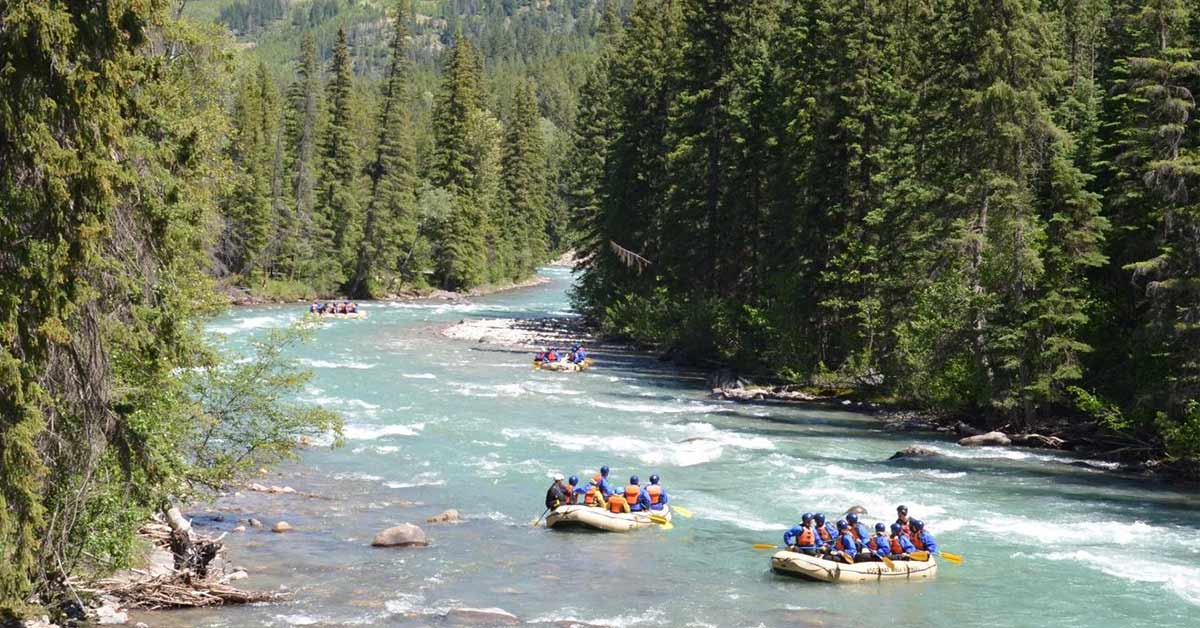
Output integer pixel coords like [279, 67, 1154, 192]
[844, 505, 869, 516]
[271, 521, 293, 533]
[371, 523, 428, 547]
[889, 446, 942, 460]
[957, 431, 1011, 447]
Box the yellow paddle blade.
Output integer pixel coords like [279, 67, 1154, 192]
[752, 543, 778, 550]
[881, 556, 896, 570]
[530, 519, 541, 527]
[659, 521, 674, 530]
[842, 552, 854, 564]
[671, 506, 693, 518]
[909, 551, 930, 561]
[649, 514, 669, 525]
[940, 551, 963, 565]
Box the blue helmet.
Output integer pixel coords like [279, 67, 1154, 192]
[568, 475, 579, 485]
[911, 519, 925, 531]
[600, 465, 610, 476]
[891, 522, 903, 535]
[814, 513, 826, 524]
[649, 474, 660, 484]
[875, 522, 886, 532]
[801, 512, 814, 522]
[846, 513, 859, 524]
[630, 475, 639, 485]
[836, 519, 849, 530]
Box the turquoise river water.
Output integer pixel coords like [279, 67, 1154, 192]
[152, 267, 1200, 628]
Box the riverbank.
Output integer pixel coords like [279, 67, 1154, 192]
[220, 271, 555, 307]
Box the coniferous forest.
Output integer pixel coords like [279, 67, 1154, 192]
[2, 0, 1200, 616]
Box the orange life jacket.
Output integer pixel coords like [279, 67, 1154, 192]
[890, 536, 906, 554]
[868, 535, 886, 551]
[896, 519, 911, 537]
[849, 526, 863, 541]
[911, 532, 927, 551]
[608, 494, 629, 513]
[835, 534, 850, 552]
[624, 484, 641, 504]
[584, 486, 602, 506]
[817, 526, 833, 542]
[646, 485, 663, 505]
[797, 527, 816, 547]
[564, 484, 576, 504]
[593, 473, 604, 484]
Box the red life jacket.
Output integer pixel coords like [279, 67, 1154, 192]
[797, 527, 816, 547]
[816, 526, 833, 542]
[835, 534, 850, 552]
[911, 532, 927, 551]
[646, 485, 663, 505]
[849, 526, 863, 541]
[624, 484, 641, 503]
[890, 536, 906, 554]
[868, 535, 886, 551]
[896, 519, 911, 537]
[563, 484, 576, 504]
[584, 486, 602, 506]
[608, 494, 629, 513]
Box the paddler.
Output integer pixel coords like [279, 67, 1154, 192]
[591, 464, 615, 497]
[888, 522, 916, 559]
[645, 474, 668, 510]
[863, 523, 892, 561]
[895, 504, 912, 536]
[623, 475, 650, 512]
[606, 490, 631, 513]
[582, 482, 607, 509]
[783, 512, 820, 556]
[545, 473, 569, 510]
[909, 519, 938, 556]
[813, 513, 837, 552]
[571, 344, 588, 364]
[846, 512, 871, 545]
[830, 519, 858, 563]
[563, 475, 580, 504]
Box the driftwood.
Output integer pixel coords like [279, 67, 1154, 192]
[100, 575, 288, 610]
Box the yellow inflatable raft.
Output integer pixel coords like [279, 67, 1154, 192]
[534, 358, 593, 372]
[545, 505, 670, 532]
[771, 550, 937, 583]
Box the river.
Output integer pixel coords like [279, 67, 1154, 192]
[153, 267, 1200, 627]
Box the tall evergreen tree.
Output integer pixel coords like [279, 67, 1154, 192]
[225, 62, 283, 283]
[283, 32, 323, 280]
[350, 2, 421, 298]
[501, 80, 550, 278]
[316, 28, 363, 288]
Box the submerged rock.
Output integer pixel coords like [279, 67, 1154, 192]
[889, 446, 942, 460]
[444, 607, 520, 625]
[232, 525, 246, 533]
[248, 518, 263, 528]
[371, 523, 428, 547]
[427, 509, 460, 524]
[271, 521, 293, 533]
[958, 431, 1012, 447]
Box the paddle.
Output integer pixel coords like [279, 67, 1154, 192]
[880, 555, 896, 570]
[752, 543, 779, 550]
[940, 551, 963, 564]
[649, 513, 673, 530]
[530, 508, 550, 527]
[670, 505, 694, 518]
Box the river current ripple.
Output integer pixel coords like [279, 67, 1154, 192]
[155, 267, 1200, 628]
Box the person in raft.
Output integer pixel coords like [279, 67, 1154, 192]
[606, 489, 631, 513]
[570, 345, 588, 364]
[845, 512, 871, 545]
[622, 475, 651, 512]
[562, 475, 580, 505]
[861, 523, 894, 561]
[645, 474, 668, 510]
[813, 513, 837, 551]
[784, 513, 821, 556]
[545, 473, 570, 510]
[909, 519, 937, 555]
[888, 522, 917, 559]
[590, 464, 615, 497]
[895, 504, 912, 536]
[581, 481, 607, 508]
[828, 519, 858, 563]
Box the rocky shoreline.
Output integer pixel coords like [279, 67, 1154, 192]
[221, 274, 552, 307]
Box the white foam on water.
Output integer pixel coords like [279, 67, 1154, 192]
[332, 472, 383, 482]
[384, 592, 425, 615]
[384, 472, 445, 489]
[273, 614, 320, 625]
[977, 516, 1158, 546]
[304, 396, 382, 411]
[351, 445, 400, 455]
[401, 373, 437, 379]
[825, 464, 903, 481]
[921, 470, 968, 479]
[1035, 550, 1200, 607]
[297, 358, 376, 370]
[501, 428, 724, 466]
[529, 608, 666, 627]
[210, 315, 288, 335]
[343, 423, 424, 440]
[931, 518, 968, 533]
[796, 486, 947, 523]
[585, 399, 729, 415]
[697, 508, 788, 532]
[450, 382, 528, 398]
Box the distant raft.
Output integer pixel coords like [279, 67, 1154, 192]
[306, 311, 367, 320]
[534, 358, 593, 372]
[770, 550, 937, 583]
[545, 505, 670, 532]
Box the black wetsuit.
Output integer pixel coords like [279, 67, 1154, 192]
[545, 482, 567, 509]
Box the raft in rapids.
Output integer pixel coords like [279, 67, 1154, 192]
[534, 357, 593, 372]
[545, 505, 670, 532]
[770, 550, 937, 583]
[306, 311, 367, 320]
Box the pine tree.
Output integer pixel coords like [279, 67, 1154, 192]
[282, 32, 323, 280]
[225, 62, 282, 284]
[350, 2, 421, 298]
[501, 80, 550, 278]
[316, 28, 363, 289]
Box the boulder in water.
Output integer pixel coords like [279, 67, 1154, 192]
[844, 505, 869, 516]
[271, 521, 293, 533]
[958, 431, 1011, 447]
[889, 446, 942, 460]
[443, 607, 520, 625]
[248, 518, 263, 528]
[371, 523, 428, 547]
[706, 368, 746, 391]
[427, 509, 460, 524]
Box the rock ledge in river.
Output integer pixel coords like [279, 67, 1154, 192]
[371, 523, 428, 547]
[889, 446, 942, 460]
[443, 607, 520, 625]
[957, 431, 1012, 447]
[427, 509, 460, 524]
